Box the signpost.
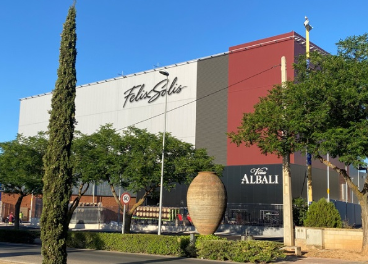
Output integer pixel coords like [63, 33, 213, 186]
[121, 193, 131, 234]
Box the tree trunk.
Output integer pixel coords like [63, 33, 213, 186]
[108, 180, 155, 234]
[316, 154, 368, 254]
[359, 195, 368, 254]
[14, 194, 25, 230]
[66, 183, 89, 226]
[283, 153, 294, 246]
[123, 212, 132, 234]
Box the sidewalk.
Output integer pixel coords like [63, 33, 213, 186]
[0, 244, 366, 264]
[1, 223, 367, 264]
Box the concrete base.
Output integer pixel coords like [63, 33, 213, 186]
[281, 246, 301, 256]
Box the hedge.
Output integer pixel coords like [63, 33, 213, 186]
[0, 230, 286, 263]
[0, 229, 38, 244]
[67, 232, 190, 256]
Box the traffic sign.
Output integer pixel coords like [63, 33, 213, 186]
[121, 192, 131, 204]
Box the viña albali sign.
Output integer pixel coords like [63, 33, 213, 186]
[241, 167, 279, 184]
[123, 77, 187, 108]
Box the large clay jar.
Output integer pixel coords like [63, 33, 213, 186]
[187, 171, 227, 235]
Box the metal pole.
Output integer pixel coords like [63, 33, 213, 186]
[30, 194, 33, 222]
[92, 183, 95, 204]
[118, 187, 121, 225]
[345, 165, 348, 203]
[158, 70, 169, 235]
[122, 204, 126, 234]
[358, 169, 360, 191]
[351, 178, 354, 203]
[327, 153, 330, 202]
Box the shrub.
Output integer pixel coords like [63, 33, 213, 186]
[304, 198, 342, 228]
[196, 239, 285, 263]
[67, 232, 189, 256]
[66, 232, 285, 262]
[0, 229, 37, 244]
[293, 197, 308, 226]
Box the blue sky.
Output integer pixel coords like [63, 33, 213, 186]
[1, 0, 368, 142]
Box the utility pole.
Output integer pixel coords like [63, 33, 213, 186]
[304, 16, 313, 206]
[281, 56, 294, 246]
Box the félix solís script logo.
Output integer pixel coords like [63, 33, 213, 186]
[123, 77, 186, 108]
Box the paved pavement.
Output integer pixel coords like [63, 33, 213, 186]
[0, 243, 368, 264]
[1, 223, 368, 264]
[1, 241, 367, 264]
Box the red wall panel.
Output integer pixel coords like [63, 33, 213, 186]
[227, 32, 297, 166]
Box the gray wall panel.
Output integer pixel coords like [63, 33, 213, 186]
[222, 164, 283, 204]
[290, 164, 341, 201]
[196, 55, 228, 165]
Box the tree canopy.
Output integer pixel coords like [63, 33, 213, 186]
[81, 124, 223, 233]
[0, 133, 47, 229]
[0, 133, 47, 196]
[229, 33, 368, 253]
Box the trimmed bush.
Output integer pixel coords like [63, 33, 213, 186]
[196, 239, 285, 263]
[66, 232, 285, 262]
[0, 229, 37, 244]
[67, 232, 189, 256]
[304, 198, 342, 228]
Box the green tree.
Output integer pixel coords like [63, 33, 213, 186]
[119, 126, 223, 233]
[66, 132, 104, 225]
[228, 34, 368, 253]
[40, 3, 77, 264]
[0, 133, 47, 230]
[83, 124, 223, 233]
[227, 74, 298, 246]
[284, 34, 368, 253]
[304, 198, 342, 228]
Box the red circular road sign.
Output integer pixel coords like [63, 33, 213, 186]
[121, 192, 131, 204]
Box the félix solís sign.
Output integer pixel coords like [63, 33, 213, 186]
[123, 77, 187, 108]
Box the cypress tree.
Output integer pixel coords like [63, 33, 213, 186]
[40, 3, 77, 264]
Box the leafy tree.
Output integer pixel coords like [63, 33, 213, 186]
[227, 77, 298, 246]
[304, 198, 342, 228]
[119, 126, 223, 233]
[284, 34, 368, 253]
[228, 34, 368, 253]
[66, 132, 104, 225]
[0, 133, 47, 229]
[82, 124, 223, 233]
[40, 3, 77, 264]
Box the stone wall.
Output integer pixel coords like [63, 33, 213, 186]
[295, 226, 363, 252]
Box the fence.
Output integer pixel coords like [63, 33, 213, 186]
[331, 199, 362, 227]
[224, 203, 283, 227]
[3, 198, 362, 229]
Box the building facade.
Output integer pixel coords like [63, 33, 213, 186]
[12, 31, 360, 225]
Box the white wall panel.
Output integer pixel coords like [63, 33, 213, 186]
[115, 63, 197, 144]
[18, 62, 198, 145]
[18, 94, 51, 136]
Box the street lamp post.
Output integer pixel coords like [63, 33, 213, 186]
[158, 70, 169, 235]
